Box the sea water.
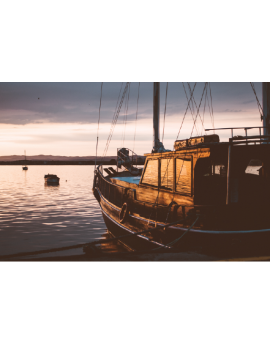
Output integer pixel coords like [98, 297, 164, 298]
[0, 165, 261, 259]
[0, 166, 106, 258]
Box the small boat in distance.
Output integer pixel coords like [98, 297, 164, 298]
[22, 150, 28, 170]
[44, 174, 60, 184]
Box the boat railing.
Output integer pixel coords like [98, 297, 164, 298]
[95, 165, 135, 207]
[206, 126, 270, 145]
[117, 147, 144, 173]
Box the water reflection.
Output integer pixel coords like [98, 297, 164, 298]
[44, 184, 60, 190]
[0, 166, 106, 256]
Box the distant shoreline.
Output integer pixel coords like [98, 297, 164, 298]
[0, 160, 116, 166]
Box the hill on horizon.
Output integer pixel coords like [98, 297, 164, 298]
[0, 155, 118, 162]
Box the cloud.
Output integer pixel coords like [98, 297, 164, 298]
[0, 82, 263, 126]
[223, 109, 243, 113]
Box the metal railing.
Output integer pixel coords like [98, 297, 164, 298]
[117, 147, 144, 173]
[206, 126, 270, 145]
[94, 165, 132, 207]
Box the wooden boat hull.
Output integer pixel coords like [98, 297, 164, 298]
[96, 187, 270, 257]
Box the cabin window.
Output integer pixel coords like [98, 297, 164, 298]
[176, 158, 192, 195]
[245, 159, 262, 176]
[141, 159, 159, 187]
[214, 165, 227, 177]
[160, 158, 174, 190]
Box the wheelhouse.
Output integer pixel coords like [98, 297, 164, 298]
[140, 134, 270, 207]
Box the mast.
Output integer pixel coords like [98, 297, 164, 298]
[262, 82, 270, 140]
[153, 82, 160, 149]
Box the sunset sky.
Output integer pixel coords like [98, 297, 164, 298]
[0, 82, 263, 157]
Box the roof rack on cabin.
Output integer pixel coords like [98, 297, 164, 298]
[205, 126, 270, 145]
[174, 134, 219, 150]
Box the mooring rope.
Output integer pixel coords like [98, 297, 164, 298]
[0, 214, 200, 259]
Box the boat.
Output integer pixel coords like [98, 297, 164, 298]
[22, 150, 28, 170]
[93, 82, 270, 258]
[44, 174, 60, 184]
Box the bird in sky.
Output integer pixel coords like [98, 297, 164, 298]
[38, 98, 40, 100]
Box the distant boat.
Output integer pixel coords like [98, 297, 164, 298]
[22, 150, 28, 170]
[44, 174, 60, 184]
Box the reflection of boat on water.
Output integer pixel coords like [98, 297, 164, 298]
[93, 82, 270, 258]
[44, 174, 60, 184]
[22, 150, 28, 170]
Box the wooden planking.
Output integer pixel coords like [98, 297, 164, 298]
[136, 185, 194, 206]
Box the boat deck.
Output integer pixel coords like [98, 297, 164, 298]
[112, 176, 141, 184]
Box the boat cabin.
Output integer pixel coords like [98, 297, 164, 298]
[111, 134, 270, 208]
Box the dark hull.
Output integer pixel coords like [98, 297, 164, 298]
[97, 188, 270, 258]
[44, 177, 60, 184]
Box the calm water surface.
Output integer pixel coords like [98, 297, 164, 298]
[0, 166, 105, 257]
[0, 165, 261, 258]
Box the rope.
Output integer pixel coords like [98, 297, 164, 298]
[182, 82, 199, 136]
[121, 87, 128, 145]
[187, 82, 205, 134]
[103, 82, 129, 158]
[176, 83, 197, 141]
[123, 83, 131, 146]
[190, 83, 208, 138]
[133, 82, 140, 152]
[0, 241, 96, 260]
[162, 82, 169, 143]
[202, 83, 208, 134]
[95, 82, 103, 169]
[250, 82, 263, 120]
[151, 216, 201, 252]
[0, 216, 200, 259]
[166, 216, 200, 246]
[209, 82, 215, 132]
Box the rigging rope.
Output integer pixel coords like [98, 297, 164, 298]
[250, 82, 263, 120]
[123, 83, 131, 146]
[162, 82, 169, 143]
[133, 82, 140, 152]
[187, 82, 205, 133]
[182, 83, 199, 136]
[202, 83, 208, 132]
[95, 82, 103, 169]
[176, 83, 197, 141]
[190, 83, 208, 138]
[103, 82, 129, 158]
[209, 82, 215, 132]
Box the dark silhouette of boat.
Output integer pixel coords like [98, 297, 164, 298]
[93, 82, 270, 258]
[22, 150, 28, 170]
[44, 174, 60, 184]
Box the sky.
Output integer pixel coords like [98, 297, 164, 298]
[0, 82, 263, 157]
